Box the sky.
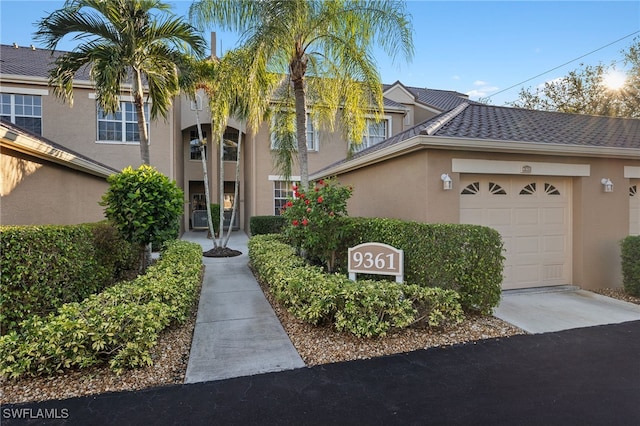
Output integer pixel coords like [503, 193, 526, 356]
[1, 0, 639, 106]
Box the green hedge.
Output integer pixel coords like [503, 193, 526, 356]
[332, 218, 504, 314]
[250, 215, 287, 235]
[621, 235, 640, 296]
[0, 223, 138, 334]
[0, 240, 202, 378]
[249, 235, 463, 337]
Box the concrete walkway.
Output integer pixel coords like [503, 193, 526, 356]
[183, 230, 304, 384]
[493, 285, 640, 334]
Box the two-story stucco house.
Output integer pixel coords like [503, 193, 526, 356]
[2, 42, 639, 291]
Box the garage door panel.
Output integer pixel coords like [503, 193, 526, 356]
[487, 208, 512, 226]
[514, 236, 539, 255]
[542, 207, 566, 225]
[514, 208, 539, 225]
[460, 175, 571, 289]
[543, 235, 566, 253]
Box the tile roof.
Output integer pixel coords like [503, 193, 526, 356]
[0, 44, 91, 80]
[432, 103, 640, 149]
[383, 82, 473, 112]
[314, 103, 640, 176]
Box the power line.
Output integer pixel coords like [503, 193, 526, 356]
[487, 30, 640, 100]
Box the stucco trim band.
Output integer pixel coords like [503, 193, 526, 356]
[624, 166, 640, 178]
[452, 159, 590, 176]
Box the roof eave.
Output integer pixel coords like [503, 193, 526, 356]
[1, 126, 117, 178]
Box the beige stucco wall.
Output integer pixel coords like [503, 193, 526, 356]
[2, 82, 175, 177]
[1, 148, 108, 225]
[327, 148, 639, 290]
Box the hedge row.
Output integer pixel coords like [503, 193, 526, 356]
[0, 240, 203, 378]
[249, 235, 463, 338]
[621, 235, 640, 296]
[0, 223, 138, 334]
[250, 215, 287, 236]
[332, 218, 504, 314]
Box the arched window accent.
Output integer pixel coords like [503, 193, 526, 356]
[631, 185, 638, 197]
[545, 183, 561, 195]
[489, 182, 507, 195]
[519, 182, 536, 195]
[461, 182, 480, 195]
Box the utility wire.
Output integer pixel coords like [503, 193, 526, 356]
[487, 30, 640, 100]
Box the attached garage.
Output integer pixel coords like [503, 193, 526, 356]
[313, 102, 640, 291]
[459, 175, 571, 290]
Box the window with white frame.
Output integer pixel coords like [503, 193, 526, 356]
[351, 117, 389, 153]
[274, 180, 294, 215]
[97, 101, 149, 143]
[270, 114, 318, 152]
[0, 93, 42, 135]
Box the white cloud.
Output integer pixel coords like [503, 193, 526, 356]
[473, 80, 487, 86]
[451, 75, 460, 80]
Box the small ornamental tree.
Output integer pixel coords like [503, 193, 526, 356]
[101, 165, 184, 272]
[281, 178, 352, 272]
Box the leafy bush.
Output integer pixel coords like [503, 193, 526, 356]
[249, 215, 287, 235]
[621, 236, 640, 296]
[335, 218, 504, 314]
[0, 223, 137, 334]
[210, 204, 221, 234]
[0, 240, 202, 378]
[281, 179, 353, 271]
[249, 235, 463, 338]
[101, 165, 184, 270]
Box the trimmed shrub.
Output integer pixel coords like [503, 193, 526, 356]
[335, 218, 504, 314]
[249, 215, 287, 235]
[249, 235, 463, 338]
[621, 235, 640, 296]
[0, 223, 137, 334]
[0, 240, 202, 378]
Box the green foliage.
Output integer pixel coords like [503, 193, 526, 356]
[0, 241, 202, 378]
[249, 215, 287, 235]
[621, 236, 640, 296]
[335, 218, 504, 314]
[281, 179, 353, 271]
[101, 165, 184, 249]
[210, 204, 221, 234]
[249, 235, 463, 338]
[0, 223, 137, 334]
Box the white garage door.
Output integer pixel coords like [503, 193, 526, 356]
[631, 180, 639, 235]
[460, 176, 571, 290]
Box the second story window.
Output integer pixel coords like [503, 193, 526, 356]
[97, 101, 149, 143]
[0, 93, 42, 135]
[351, 117, 389, 153]
[270, 113, 318, 152]
[190, 130, 207, 160]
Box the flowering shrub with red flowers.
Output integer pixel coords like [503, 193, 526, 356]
[281, 178, 353, 272]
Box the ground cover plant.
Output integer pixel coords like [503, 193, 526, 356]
[249, 234, 464, 337]
[0, 240, 203, 379]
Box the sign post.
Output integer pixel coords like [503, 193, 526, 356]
[348, 242, 404, 283]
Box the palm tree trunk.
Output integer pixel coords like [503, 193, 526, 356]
[292, 77, 309, 189]
[133, 70, 150, 166]
[217, 131, 225, 247]
[223, 129, 242, 247]
[133, 70, 152, 269]
[194, 104, 217, 248]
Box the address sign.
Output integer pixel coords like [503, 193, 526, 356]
[348, 242, 404, 283]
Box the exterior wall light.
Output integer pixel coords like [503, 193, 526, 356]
[441, 173, 453, 191]
[601, 178, 614, 193]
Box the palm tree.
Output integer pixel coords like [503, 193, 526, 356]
[185, 49, 279, 251]
[189, 0, 413, 189]
[35, 0, 206, 165]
